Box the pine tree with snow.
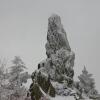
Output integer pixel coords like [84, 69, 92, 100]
[78, 66, 99, 99]
[9, 56, 30, 100]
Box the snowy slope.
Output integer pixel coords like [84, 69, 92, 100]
[51, 96, 93, 100]
[51, 96, 75, 100]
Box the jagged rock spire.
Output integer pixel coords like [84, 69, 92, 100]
[30, 14, 75, 100]
[46, 14, 71, 58]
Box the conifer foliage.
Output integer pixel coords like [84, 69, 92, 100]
[0, 56, 30, 100]
[78, 66, 99, 99]
[9, 56, 30, 99]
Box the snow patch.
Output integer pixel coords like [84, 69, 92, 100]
[50, 96, 75, 100]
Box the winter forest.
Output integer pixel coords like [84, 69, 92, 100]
[0, 14, 100, 100]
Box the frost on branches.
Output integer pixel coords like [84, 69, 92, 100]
[0, 57, 30, 100]
[74, 67, 99, 99]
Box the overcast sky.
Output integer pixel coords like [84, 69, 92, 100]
[0, 0, 100, 91]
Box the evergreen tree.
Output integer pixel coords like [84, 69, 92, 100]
[9, 56, 30, 100]
[78, 66, 98, 98]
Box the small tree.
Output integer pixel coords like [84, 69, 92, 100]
[9, 56, 30, 100]
[78, 66, 98, 98]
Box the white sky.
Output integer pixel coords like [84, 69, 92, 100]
[0, 0, 100, 91]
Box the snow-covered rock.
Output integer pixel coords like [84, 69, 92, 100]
[29, 14, 100, 100]
[29, 14, 76, 100]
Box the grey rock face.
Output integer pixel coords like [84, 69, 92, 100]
[44, 14, 75, 83]
[46, 14, 71, 58]
[30, 14, 75, 100]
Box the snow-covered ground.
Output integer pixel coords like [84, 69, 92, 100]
[51, 96, 75, 100]
[23, 79, 32, 89]
[51, 96, 93, 100]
